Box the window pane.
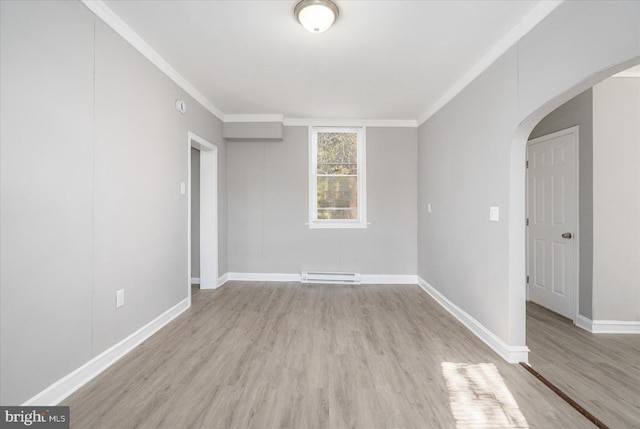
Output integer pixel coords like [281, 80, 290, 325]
[317, 132, 357, 166]
[317, 176, 357, 209]
[317, 162, 357, 175]
[317, 209, 358, 220]
[311, 128, 364, 226]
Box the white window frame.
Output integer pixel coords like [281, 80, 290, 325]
[308, 126, 367, 229]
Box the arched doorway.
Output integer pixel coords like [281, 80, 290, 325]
[507, 57, 640, 356]
[511, 58, 640, 427]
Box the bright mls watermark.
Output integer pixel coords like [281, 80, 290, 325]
[0, 407, 69, 428]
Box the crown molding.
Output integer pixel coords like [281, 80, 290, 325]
[417, 0, 564, 126]
[611, 70, 640, 78]
[283, 118, 418, 128]
[81, 0, 225, 121]
[81, 0, 563, 130]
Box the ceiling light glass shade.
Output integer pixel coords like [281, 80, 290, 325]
[295, 0, 339, 34]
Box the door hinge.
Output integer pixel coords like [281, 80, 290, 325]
[526, 160, 529, 168]
[526, 275, 529, 284]
[526, 218, 529, 226]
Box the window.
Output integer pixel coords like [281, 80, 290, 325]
[309, 127, 366, 228]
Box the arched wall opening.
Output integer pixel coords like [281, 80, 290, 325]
[508, 57, 640, 351]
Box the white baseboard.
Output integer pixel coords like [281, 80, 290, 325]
[218, 272, 229, 287]
[575, 315, 640, 334]
[417, 277, 529, 363]
[361, 274, 418, 284]
[575, 314, 593, 332]
[190, 277, 200, 285]
[223, 272, 419, 285]
[227, 272, 302, 282]
[22, 297, 190, 406]
[593, 320, 640, 334]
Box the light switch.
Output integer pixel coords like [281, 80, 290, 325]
[116, 289, 125, 308]
[490, 206, 500, 222]
[180, 182, 186, 194]
[427, 203, 432, 213]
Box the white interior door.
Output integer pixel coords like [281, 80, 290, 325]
[527, 127, 578, 319]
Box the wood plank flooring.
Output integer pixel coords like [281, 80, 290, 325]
[64, 283, 595, 428]
[526, 302, 640, 429]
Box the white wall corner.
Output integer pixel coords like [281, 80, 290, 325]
[575, 314, 593, 333]
[22, 297, 190, 406]
[417, 277, 529, 364]
[217, 273, 230, 287]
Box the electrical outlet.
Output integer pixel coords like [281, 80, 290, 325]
[490, 206, 500, 222]
[116, 289, 125, 308]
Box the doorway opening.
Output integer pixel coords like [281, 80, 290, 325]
[188, 132, 218, 299]
[526, 126, 579, 321]
[507, 57, 640, 353]
[190, 147, 201, 288]
[516, 62, 640, 429]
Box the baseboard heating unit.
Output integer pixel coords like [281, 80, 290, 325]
[301, 271, 361, 284]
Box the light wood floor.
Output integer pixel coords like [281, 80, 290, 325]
[65, 282, 596, 428]
[526, 302, 640, 429]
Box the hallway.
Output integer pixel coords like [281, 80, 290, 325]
[527, 302, 640, 428]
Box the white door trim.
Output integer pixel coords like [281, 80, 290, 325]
[188, 132, 218, 295]
[526, 126, 580, 323]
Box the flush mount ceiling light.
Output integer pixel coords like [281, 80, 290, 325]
[294, 0, 339, 34]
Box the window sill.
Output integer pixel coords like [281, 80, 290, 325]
[307, 222, 369, 229]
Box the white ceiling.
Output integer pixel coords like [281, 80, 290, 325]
[102, 0, 545, 122]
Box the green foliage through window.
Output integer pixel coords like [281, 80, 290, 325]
[315, 131, 359, 220]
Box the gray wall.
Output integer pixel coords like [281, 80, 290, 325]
[418, 50, 518, 342]
[0, 0, 227, 405]
[593, 76, 640, 321]
[223, 122, 283, 140]
[418, 1, 639, 346]
[227, 126, 417, 275]
[191, 148, 200, 278]
[0, 0, 95, 406]
[530, 89, 594, 318]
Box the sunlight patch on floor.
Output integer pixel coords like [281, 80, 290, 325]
[442, 362, 530, 429]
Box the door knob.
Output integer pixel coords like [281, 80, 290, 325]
[562, 232, 573, 239]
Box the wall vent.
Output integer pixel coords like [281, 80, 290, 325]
[301, 271, 361, 284]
